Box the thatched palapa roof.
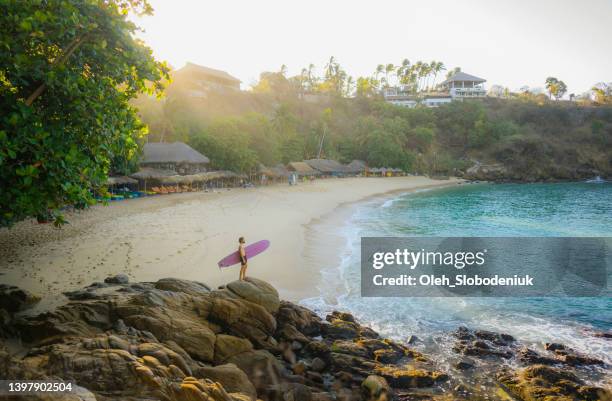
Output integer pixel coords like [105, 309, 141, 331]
[287, 162, 319, 176]
[260, 164, 291, 178]
[304, 159, 347, 174]
[130, 168, 177, 180]
[345, 160, 366, 174]
[106, 176, 138, 185]
[141, 142, 210, 165]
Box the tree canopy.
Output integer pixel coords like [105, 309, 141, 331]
[0, 0, 169, 226]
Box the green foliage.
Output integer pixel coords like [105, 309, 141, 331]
[189, 119, 258, 173]
[0, 0, 169, 226]
[136, 60, 612, 183]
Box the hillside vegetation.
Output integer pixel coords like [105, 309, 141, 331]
[133, 74, 612, 182]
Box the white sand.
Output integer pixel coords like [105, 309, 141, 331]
[0, 177, 462, 307]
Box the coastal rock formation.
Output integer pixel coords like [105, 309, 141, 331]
[0, 277, 609, 401]
[497, 365, 609, 401]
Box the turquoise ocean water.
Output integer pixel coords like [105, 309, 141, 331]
[302, 182, 612, 370]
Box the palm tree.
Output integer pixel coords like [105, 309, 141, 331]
[306, 64, 316, 91]
[375, 64, 384, 80]
[545, 77, 559, 99]
[325, 56, 337, 79]
[432, 61, 445, 89]
[280, 64, 288, 77]
[345, 76, 355, 97]
[396, 59, 410, 88]
[414, 61, 424, 91]
[385, 63, 395, 88]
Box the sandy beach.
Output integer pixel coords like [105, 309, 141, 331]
[0, 176, 461, 308]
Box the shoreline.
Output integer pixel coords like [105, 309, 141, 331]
[301, 184, 455, 306]
[0, 176, 463, 310]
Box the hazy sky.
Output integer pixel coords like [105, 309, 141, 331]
[133, 0, 611, 94]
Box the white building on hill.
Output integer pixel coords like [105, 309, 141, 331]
[439, 71, 487, 99]
[383, 71, 486, 108]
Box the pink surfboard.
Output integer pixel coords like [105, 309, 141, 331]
[217, 240, 270, 268]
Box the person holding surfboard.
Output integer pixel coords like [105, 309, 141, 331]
[217, 238, 270, 277]
[238, 237, 248, 280]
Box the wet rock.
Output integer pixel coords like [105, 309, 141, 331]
[361, 375, 390, 401]
[320, 319, 359, 340]
[497, 365, 610, 401]
[326, 311, 356, 323]
[544, 342, 566, 351]
[555, 351, 604, 366]
[374, 365, 448, 389]
[454, 326, 474, 341]
[453, 339, 512, 359]
[0, 284, 40, 313]
[453, 358, 475, 370]
[303, 340, 331, 359]
[516, 348, 557, 365]
[103, 274, 128, 284]
[452, 327, 514, 359]
[292, 360, 307, 375]
[310, 357, 326, 372]
[406, 335, 419, 345]
[474, 330, 515, 345]
[543, 342, 604, 366]
[331, 340, 370, 358]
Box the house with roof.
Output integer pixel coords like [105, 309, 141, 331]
[303, 159, 348, 176]
[172, 62, 241, 98]
[140, 142, 210, 175]
[383, 71, 486, 108]
[287, 161, 320, 176]
[439, 71, 487, 99]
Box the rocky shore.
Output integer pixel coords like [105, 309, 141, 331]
[0, 277, 610, 401]
[462, 161, 609, 183]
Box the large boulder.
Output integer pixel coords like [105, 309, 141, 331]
[214, 334, 253, 364]
[0, 284, 40, 313]
[196, 363, 257, 400]
[208, 295, 276, 348]
[374, 365, 448, 389]
[226, 349, 283, 393]
[155, 278, 211, 296]
[226, 277, 280, 314]
[497, 365, 610, 401]
[361, 375, 390, 401]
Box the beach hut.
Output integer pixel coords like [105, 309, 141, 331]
[258, 164, 291, 185]
[141, 142, 210, 175]
[344, 160, 367, 176]
[105, 176, 139, 199]
[304, 159, 347, 177]
[287, 161, 320, 177]
[106, 176, 138, 187]
[129, 168, 176, 192]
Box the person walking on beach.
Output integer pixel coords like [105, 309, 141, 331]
[239, 237, 248, 280]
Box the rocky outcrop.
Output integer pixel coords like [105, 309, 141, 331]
[497, 365, 609, 401]
[463, 160, 609, 183]
[0, 278, 609, 401]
